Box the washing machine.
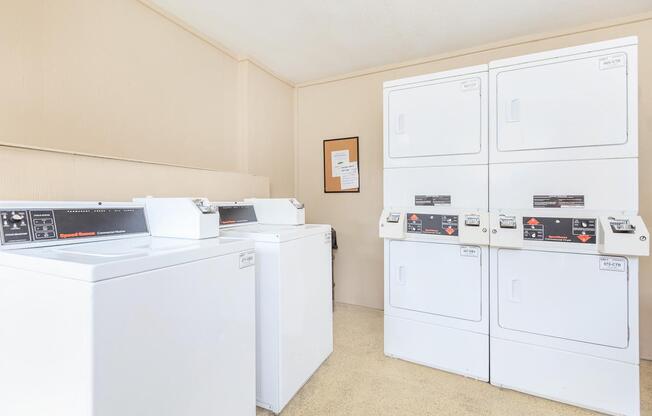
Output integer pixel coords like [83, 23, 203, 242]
[381, 64, 490, 380]
[0, 200, 256, 416]
[216, 201, 333, 414]
[488, 37, 648, 416]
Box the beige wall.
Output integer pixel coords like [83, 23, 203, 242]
[295, 16, 652, 358]
[0, 146, 269, 201]
[1, 0, 295, 199]
[241, 61, 296, 197]
[1, 0, 239, 170]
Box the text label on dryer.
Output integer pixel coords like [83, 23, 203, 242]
[239, 251, 256, 269]
[599, 257, 627, 272]
[460, 246, 480, 257]
[533, 195, 585, 209]
[415, 195, 451, 206]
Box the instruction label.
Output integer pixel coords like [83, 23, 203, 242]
[533, 195, 584, 209]
[415, 195, 451, 206]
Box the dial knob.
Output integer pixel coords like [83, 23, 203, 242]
[10, 213, 24, 223]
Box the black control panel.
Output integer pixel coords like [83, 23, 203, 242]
[0, 207, 148, 246]
[218, 205, 257, 226]
[406, 213, 458, 236]
[522, 217, 596, 244]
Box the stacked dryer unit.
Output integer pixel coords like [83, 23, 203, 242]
[488, 37, 648, 416]
[379, 65, 491, 380]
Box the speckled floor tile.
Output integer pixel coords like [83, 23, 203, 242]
[257, 303, 651, 416]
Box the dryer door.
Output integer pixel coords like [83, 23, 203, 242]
[491, 45, 635, 163]
[385, 72, 486, 168]
[496, 250, 629, 348]
[389, 240, 482, 322]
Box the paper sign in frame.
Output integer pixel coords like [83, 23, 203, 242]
[323, 136, 360, 193]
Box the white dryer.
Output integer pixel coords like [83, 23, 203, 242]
[0, 201, 256, 416]
[380, 207, 489, 380]
[488, 37, 647, 416]
[489, 210, 648, 416]
[216, 203, 333, 414]
[381, 65, 490, 380]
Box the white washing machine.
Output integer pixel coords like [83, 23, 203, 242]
[488, 37, 647, 416]
[0, 201, 256, 416]
[381, 65, 490, 380]
[216, 202, 333, 414]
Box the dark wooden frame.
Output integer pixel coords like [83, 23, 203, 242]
[323, 137, 360, 193]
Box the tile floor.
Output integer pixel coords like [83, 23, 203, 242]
[257, 303, 651, 416]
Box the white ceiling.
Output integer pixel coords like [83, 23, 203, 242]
[148, 0, 652, 84]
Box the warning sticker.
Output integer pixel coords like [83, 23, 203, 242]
[599, 257, 627, 272]
[533, 195, 585, 209]
[415, 195, 451, 206]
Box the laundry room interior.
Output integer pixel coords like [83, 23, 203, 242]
[2, 1, 652, 415]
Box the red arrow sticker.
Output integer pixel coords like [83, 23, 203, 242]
[409, 214, 419, 221]
[527, 218, 540, 225]
[577, 234, 592, 243]
[445, 227, 455, 235]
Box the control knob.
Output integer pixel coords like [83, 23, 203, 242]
[10, 213, 25, 223]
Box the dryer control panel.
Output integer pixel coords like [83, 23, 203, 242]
[490, 211, 649, 256]
[379, 208, 489, 245]
[522, 217, 597, 244]
[406, 213, 459, 236]
[0, 206, 148, 248]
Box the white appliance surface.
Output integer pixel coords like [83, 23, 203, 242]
[384, 239, 489, 381]
[489, 158, 638, 212]
[220, 223, 330, 242]
[384, 164, 488, 209]
[384, 65, 488, 168]
[220, 222, 333, 414]
[0, 236, 252, 282]
[496, 249, 629, 348]
[0, 234, 256, 416]
[389, 240, 482, 322]
[244, 198, 306, 225]
[490, 247, 640, 416]
[489, 37, 638, 163]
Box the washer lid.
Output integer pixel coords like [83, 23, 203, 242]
[0, 236, 254, 282]
[220, 224, 331, 243]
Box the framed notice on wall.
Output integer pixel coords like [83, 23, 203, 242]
[323, 137, 360, 193]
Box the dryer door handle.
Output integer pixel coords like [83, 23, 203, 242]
[509, 279, 522, 302]
[506, 98, 521, 123]
[397, 266, 407, 285]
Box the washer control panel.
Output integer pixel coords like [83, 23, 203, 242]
[0, 207, 148, 246]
